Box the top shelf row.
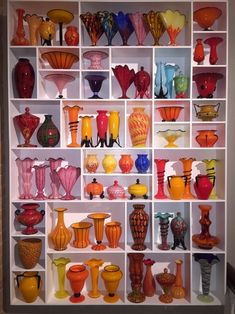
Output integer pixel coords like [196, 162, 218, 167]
[9, 1, 227, 48]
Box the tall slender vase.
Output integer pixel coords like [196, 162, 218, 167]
[47, 158, 64, 199]
[194, 254, 219, 303]
[171, 259, 186, 299]
[192, 204, 219, 249]
[24, 14, 43, 45]
[164, 64, 179, 99]
[128, 107, 150, 147]
[11, 8, 29, 45]
[179, 157, 196, 199]
[63, 105, 83, 147]
[143, 259, 156, 297]
[154, 159, 169, 199]
[85, 258, 104, 298]
[96, 110, 108, 147]
[155, 212, 173, 250]
[127, 253, 145, 303]
[49, 207, 72, 251]
[87, 213, 110, 250]
[53, 257, 71, 298]
[33, 164, 49, 200]
[129, 204, 149, 251]
[16, 157, 37, 199]
[108, 111, 121, 147]
[155, 62, 168, 99]
[66, 265, 89, 303]
[203, 159, 218, 199]
[79, 115, 94, 147]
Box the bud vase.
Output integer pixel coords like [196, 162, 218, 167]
[155, 212, 173, 250]
[49, 207, 72, 251]
[143, 259, 156, 297]
[85, 258, 104, 298]
[36, 115, 60, 147]
[53, 257, 71, 298]
[171, 259, 186, 299]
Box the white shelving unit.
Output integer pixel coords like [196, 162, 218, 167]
[7, 0, 228, 308]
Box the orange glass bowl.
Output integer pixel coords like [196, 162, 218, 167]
[157, 106, 183, 122]
[41, 51, 79, 69]
[193, 7, 222, 31]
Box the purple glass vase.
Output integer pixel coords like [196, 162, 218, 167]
[56, 165, 81, 200]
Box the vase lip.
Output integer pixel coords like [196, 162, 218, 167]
[69, 264, 86, 273]
[20, 238, 42, 244]
[54, 207, 68, 213]
[137, 153, 148, 156]
[21, 203, 40, 209]
[53, 257, 71, 266]
[105, 221, 121, 227]
[18, 58, 30, 62]
[104, 264, 120, 272]
[198, 204, 212, 210]
[78, 115, 94, 119]
[23, 271, 39, 277]
[63, 105, 83, 111]
[87, 212, 111, 220]
[16, 157, 38, 162]
[133, 107, 145, 111]
[157, 106, 184, 110]
[193, 253, 220, 264]
[85, 258, 104, 267]
[175, 259, 183, 265]
[155, 212, 174, 219]
[143, 258, 155, 266]
[197, 129, 217, 132]
[71, 221, 93, 229]
[97, 110, 108, 114]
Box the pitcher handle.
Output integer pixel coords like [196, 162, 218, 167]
[215, 102, 221, 113]
[193, 104, 200, 115]
[208, 175, 216, 187]
[167, 176, 173, 189]
[36, 274, 41, 290]
[16, 274, 24, 288]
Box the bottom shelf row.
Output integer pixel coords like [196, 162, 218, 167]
[12, 252, 225, 306]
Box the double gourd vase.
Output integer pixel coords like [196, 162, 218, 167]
[128, 107, 150, 147]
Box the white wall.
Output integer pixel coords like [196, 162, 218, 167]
[227, 0, 235, 267]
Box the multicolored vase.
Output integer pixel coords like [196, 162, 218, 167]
[84, 154, 99, 173]
[128, 107, 150, 147]
[18, 238, 42, 269]
[36, 114, 60, 147]
[127, 253, 145, 303]
[155, 212, 173, 250]
[170, 212, 187, 250]
[119, 154, 134, 173]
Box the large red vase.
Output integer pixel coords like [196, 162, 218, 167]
[194, 175, 214, 200]
[14, 58, 35, 98]
[193, 72, 223, 98]
[96, 110, 108, 147]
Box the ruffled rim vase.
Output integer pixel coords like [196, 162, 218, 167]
[56, 166, 81, 200]
[53, 257, 71, 298]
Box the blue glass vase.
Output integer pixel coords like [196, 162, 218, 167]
[97, 11, 118, 46]
[164, 64, 179, 99]
[155, 61, 168, 99]
[113, 11, 134, 46]
[135, 154, 150, 173]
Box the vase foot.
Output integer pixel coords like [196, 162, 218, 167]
[69, 294, 85, 303]
[88, 290, 101, 298]
[154, 193, 168, 199]
[17, 143, 37, 147]
[159, 293, 173, 303]
[131, 244, 146, 251]
[197, 294, 214, 303]
[67, 143, 81, 147]
[158, 244, 171, 250]
[91, 243, 106, 250]
[55, 290, 70, 299]
[103, 294, 120, 303]
[127, 291, 145, 303]
[60, 195, 76, 200]
[22, 228, 38, 235]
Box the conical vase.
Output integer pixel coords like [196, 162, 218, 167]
[66, 265, 89, 303]
[53, 257, 71, 298]
[63, 105, 83, 147]
[143, 259, 156, 297]
[87, 213, 110, 250]
[85, 258, 104, 298]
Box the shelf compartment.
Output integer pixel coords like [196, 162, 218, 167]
[192, 122, 225, 148]
[46, 252, 125, 304]
[154, 123, 190, 148]
[155, 100, 190, 123]
[192, 99, 226, 122]
[81, 71, 109, 99]
[81, 47, 109, 71]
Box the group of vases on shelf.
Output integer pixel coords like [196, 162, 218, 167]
[194, 36, 223, 66]
[155, 158, 218, 201]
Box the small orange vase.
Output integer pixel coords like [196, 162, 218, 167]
[63, 105, 83, 147]
[118, 154, 134, 174]
[71, 222, 92, 248]
[195, 130, 218, 147]
[105, 221, 122, 248]
[171, 259, 186, 299]
[49, 208, 72, 251]
[167, 175, 186, 200]
[66, 265, 89, 303]
[194, 39, 205, 64]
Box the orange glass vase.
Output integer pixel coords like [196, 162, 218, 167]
[193, 39, 205, 65]
[63, 105, 83, 147]
[71, 222, 92, 248]
[128, 107, 150, 147]
[85, 258, 104, 298]
[179, 157, 196, 199]
[49, 207, 72, 251]
[87, 213, 110, 250]
[195, 130, 218, 147]
[66, 265, 89, 303]
[171, 259, 186, 299]
[105, 221, 122, 248]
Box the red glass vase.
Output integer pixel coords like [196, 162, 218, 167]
[193, 38, 205, 65]
[193, 72, 223, 98]
[194, 175, 215, 200]
[112, 65, 135, 99]
[96, 110, 108, 147]
[14, 58, 35, 98]
[204, 37, 223, 65]
[154, 159, 169, 199]
[64, 26, 79, 46]
[134, 66, 151, 99]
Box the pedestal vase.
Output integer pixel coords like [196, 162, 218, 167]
[63, 105, 83, 147]
[154, 159, 168, 199]
[33, 164, 49, 200]
[87, 213, 110, 250]
[66, 265, 89, 303]
[101, 265, 123, 303]
[47, 158, 64, 199]
[56, 166, 81, 200]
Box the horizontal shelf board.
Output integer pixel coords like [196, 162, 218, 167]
[192, 121, 226, 124]
[47, 244, 125, 253]
[83, 173, 152, 176]
[191, 291, 223, 306]
[153, 246, 191, 253]
[12, 230, 45, 237]
[193, 65, 227, 68]
[154, 122, 190, 125]
[154, 198, 226, 202]
[82, 197, 153, 202]
[126, 244, 152, 252]
[11, 296, 45, 305]
[39, 69, 80, 73]
[47, 291, 125, 305]
[193, 31, 227, 34]
[192, 248, 225, 253]
[12, 264, 45, 272]
[125, 296, 191, 306]
[155, 98, 191, 102]
[192, 98, 226, 102]
[12, 197, 81, 203]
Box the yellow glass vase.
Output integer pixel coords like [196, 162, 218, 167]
[85, 258, 104, 298]
[101, 265, 123, 303]
[63, 105, 83, 147]
[79, 115, 94, 147]
[16, 271, 41, 303]
[102, 154, 117, 173]
[53, 257, 71, 298]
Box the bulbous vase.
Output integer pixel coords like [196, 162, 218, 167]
[14, 58, 35, 98]
[16, 271, 41, 303]
[36, 114, 60, 147]
[66, 265, 89, 303]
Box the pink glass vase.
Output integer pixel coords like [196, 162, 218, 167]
[154, 159, 169, 199]
[45, 73, 75, 98]
[57, 166, 81, 200]
[128, 12, 149, 46]
[112, 65, 135, 99]
[47, 158, 64, 199]
[33, 164, 49, 200]
[16, 157, 37, 199]
[96, 110, 108, 147]
[204, 37, 223, 65]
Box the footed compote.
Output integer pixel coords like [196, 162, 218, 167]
[112, 65, 135, 99]
[97, 11, 118, 46]
[47, 9, 74, 46]
[143, 11, 165, 46]
[87, 213, 110, 250]
[83, 50, 108, 70]
[157, 129, 185, 148]
[85, 74, 106, 99]
[80, 12, 104, 46]
[56, 165, 81, 200]
[45, 73, 75, 98]
[156, 268, 176, 303]
[128, 12, 149, 46]
[160, 10, 186, 46]
[13, 107, 40, 147]
[113, 11, 134, 46]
